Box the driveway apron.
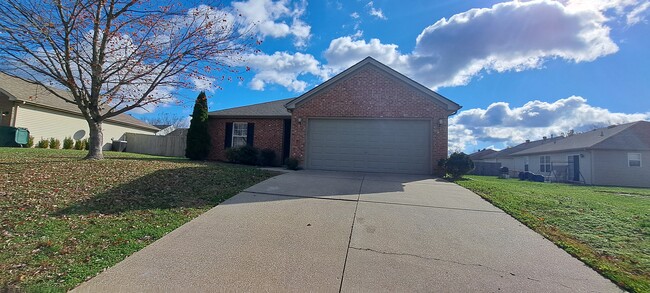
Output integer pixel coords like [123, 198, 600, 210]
[73, 170, 621, 293]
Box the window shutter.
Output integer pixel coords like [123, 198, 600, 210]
[224, 122, 233, 149]
[247, 123, 255, 146]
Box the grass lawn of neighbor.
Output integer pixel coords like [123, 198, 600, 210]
[457, 175, 650, 292]
[0, 148, 276, 292]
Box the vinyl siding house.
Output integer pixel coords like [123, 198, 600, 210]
[476, 138, 565, 177]
[0, 73, 159, 149]
[208, 57, 461, 175]
[507, 121, 650, 187]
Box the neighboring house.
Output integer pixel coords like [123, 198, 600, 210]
[0, 73, 159, 149]
[154, 124, 176, 136]
[508, 121, 650, 187]
[475, 138, 565, 176]
[208, 57, 462, 175]
[468, 149, 500, 176]
[469, 149, 497, 161]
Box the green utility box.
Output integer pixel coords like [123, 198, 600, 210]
[0, 126, 30, 147]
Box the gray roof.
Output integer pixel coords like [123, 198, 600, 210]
[285, 57, 461, 113]
[469, 149, 497, 160]
[0, 73, 159, 131]
[481, 138, 565, 159]
[512, 121, 650, 156]
[208, 98, 294, 118]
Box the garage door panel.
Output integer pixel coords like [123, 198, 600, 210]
[307, 119, 431, 174]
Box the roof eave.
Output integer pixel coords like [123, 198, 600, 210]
[20, 101, 159, 132]
[208, 115, 291, 119]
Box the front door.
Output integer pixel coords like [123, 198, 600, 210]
[567, 155, 580, 181]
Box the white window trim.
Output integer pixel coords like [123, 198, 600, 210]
[628, 153, 642, 167]
[232, 122, 248, 148]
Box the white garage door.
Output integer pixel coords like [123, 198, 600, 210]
[306, 119, 431, 174]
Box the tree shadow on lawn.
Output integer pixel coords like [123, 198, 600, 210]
[55, 166, 266, 215]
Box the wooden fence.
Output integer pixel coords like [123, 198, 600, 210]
[124, 132, 186, 157]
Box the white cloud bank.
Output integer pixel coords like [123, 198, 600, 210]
[244, 0, 633, 92]
[449, 96, 650, 152]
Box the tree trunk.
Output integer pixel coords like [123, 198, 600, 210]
[85, 120, 104, 160]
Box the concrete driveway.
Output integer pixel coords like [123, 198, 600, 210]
[73, 171, 620, 292]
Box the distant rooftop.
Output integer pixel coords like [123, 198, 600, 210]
[512, 121, 650, 156]
[0, 73, 159, 131]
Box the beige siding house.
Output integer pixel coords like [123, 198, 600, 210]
[0, 73, 158, 149]
[509, 121, 650, 187]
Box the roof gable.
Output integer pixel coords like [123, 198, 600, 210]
[285, 57, 461, 112]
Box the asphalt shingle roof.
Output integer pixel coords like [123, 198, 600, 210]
[469, 149, 497, 160]
[0, 73, 159, 131]
[512, 121, 650, 155]
[208, 98, 294, 117]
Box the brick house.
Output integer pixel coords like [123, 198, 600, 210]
[208, 57, 461, 175]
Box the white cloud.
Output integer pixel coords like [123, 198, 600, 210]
[350, 12, 360, 19]
[449, 96, 650, 151]
[627, 1, 650, 24]
[323, 37, 410, 73]
[240, 51, 327, 92]
[240, 0, 627, 92]
[191, 76, 216, 92]
[232, 0, 311, 48]
[366, 1, 387, 20]
[411, 0, 618, 88]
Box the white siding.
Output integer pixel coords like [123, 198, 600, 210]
[14, 104, 156, 150]
[510, 152, 594, 184]
[591, 150, 650, 187]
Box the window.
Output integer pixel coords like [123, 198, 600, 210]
[540, 155, 551, 172]
[628, 153, 641, 167]
[524, 157, 529, 172]
[232, 122, 248, 148]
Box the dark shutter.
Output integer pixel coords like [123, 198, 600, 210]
[224, 122, 233, 149]
[247, 123, 255, 146]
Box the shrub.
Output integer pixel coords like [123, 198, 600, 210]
[225, 145, 259, 165]
[36, 138, 49, 148]
[259, 148, 277, 166]
[83, 138, 90, 150]
[438, 152, 474, 180]
[74, 139, 85, 150]
[63, 137, 74, 149]
[26, 136, 34, 148]
[49, 137, 61, 149]
[285, 157, 300, 170]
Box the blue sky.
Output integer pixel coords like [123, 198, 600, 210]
[132, 0, 650, 153]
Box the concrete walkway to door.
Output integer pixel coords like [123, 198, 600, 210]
[72, 171, 621, 292]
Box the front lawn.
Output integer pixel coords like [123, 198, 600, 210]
[457, 176, 650, 292]
[0, 148, 276, 292]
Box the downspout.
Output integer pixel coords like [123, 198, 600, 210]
[590, 149, 595, 185]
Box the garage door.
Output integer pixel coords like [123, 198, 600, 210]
[306, 119, 431, 174]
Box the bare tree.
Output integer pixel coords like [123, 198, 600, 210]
[142, 112, 190, 128]
[0, 0, 252, 159]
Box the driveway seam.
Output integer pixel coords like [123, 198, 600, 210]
[338, 174, 364, 293]
[241, 191, 503, 214]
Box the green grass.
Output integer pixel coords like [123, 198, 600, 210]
[456, 176, 650, 292]
[0, 148, 276, 292]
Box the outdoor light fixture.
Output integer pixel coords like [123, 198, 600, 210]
[438, 118, 445, 126]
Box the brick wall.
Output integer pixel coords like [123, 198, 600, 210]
[208, 117, 286, 165]
[289, 65, 453, 175]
